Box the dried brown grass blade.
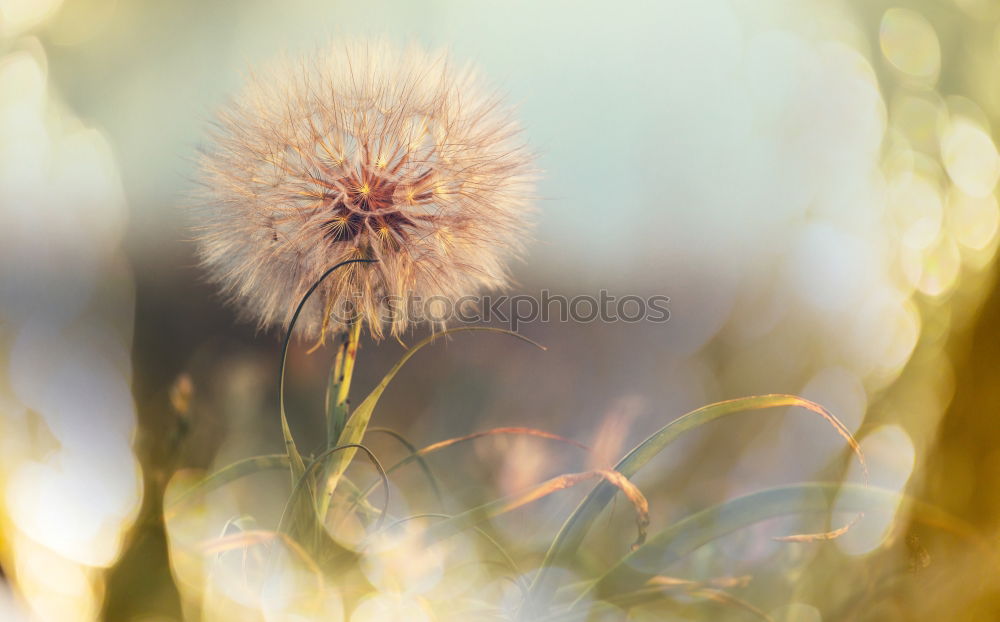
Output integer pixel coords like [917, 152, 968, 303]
[647, 574, 753, 590]
[774, 511, 864, 542]
[497, 469, 649, 550]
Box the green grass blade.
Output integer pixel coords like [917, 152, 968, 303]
[590, 481, 992, 613]
[325, 336, 348, 447]
[340, 426, 586, 521]
[589, 483, 881, 600]
[368, 427, 445, 508]
[419, 470, 648, 547]
[277, 443, 389, 537]
[321, 327, 544, 514]
[279, 259, 377, 483]
[522, 394, 864, 617]
[164, 454, 289, 520]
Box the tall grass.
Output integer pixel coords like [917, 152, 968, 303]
[160, 263, 897, 621]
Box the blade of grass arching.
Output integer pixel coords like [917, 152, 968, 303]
[368, 427, 445, 508]
[588, 483, 884, 601]
[279, 259, 377, 484]
[584, 485, 991, 622]
[164, 454, 290, 520]
[277, 443, 389, 539]
[319, 327, 545, 520]
[276, 473, 377, 551]
[337, 477, 384, 525]
[522, 394, 865, 618]
[342, 426, 588, 520]
[419, 470, 649, 548]
[271, 446, 387, 574]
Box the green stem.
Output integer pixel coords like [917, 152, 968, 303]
[278, 259, 375, 483]
[325, 318, 361, 447]
[324, 336, 346, 446]
[319, 317, 362, 519]
[337, 319, 362, 414]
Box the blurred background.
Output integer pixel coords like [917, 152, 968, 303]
[2, 0, 1000, 620]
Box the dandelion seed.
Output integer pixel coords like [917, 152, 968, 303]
[194, 40, 535, 341]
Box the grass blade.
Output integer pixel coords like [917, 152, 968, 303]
[368, 427, 446, 508]
[522, 394, 865, 618]
[343, 426, 588, 518]
[164, 454, 289, 520]
[420, 470, 649, 548]
[588, 482, 880, 600]
[279, 259, 377, 483]
[325, 332, 349, 447]
[321, 327, 545, 517]
[277, 443, 389, 537]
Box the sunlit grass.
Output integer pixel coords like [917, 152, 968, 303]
[161, 265, 889, 621]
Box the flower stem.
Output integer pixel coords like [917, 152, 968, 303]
[319, 315, 363, 521]
[324, 336, 346, 446]
[326, 317, 362, 447]
[337, 318, 362, 416]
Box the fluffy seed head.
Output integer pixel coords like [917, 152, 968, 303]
[195, 40, 535, 340]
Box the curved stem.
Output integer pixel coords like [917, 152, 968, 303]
[278, 258, 376, 481]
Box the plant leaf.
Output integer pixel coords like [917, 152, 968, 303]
[322, 327, 544, 511]
[277, 443, 389, 538]
[589, 483, 881, 600]
[325, 336, 348, 447]
[420, 470, 648, 547]
[368, 427, 445, 508]
[522, 394, 865, 618]
[279, 259, 377, 483]
[342, 426, 588, 520]
[164, 454, 289, 520]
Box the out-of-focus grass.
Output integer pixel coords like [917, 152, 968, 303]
[21, 0, 994, 619]
[159, 271, 875, 621]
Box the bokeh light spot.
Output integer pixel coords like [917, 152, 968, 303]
[879, 8, 941, 82]
[941, 117, 1000, 197]
[836, 425, 915, 556]
[948, 187, 1000, 251]
[0, 0, 64, 38]
[918, 234, 962, 297]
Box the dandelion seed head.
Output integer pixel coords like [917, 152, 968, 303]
[194, 40, 535, 340]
